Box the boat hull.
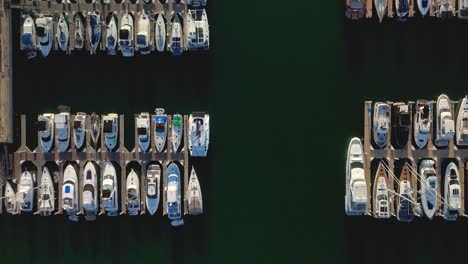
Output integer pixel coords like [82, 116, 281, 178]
[83, 162, 98, 216]
[18, 171, 34, 212]
[126, 170, 140, 216]
[155, 14, 166, 52]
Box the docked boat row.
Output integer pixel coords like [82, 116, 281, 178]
[37, 0, 207, 4]
[37, 109, 209, 157]
[21, 9, 209, 58]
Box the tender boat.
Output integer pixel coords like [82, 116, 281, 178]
[443, 162, 461, 221]
[456, 96, 468, 146]
[38, 166, 55, 216]
[119, 12, 134, 57]
[4, 181, 16, 214]
[17, 171, 34, 213]
[83, 162, 98, 217]
[436, 0, 455, 18]
[414, 100, 432, 149]
[460, 0, 468, 18]
[126, 169, 140, 216]
[137, 11, 151, 55]
[146, 164, 160, 215]
[345, 0, 366, 19]
[169, 14, 183, 56]
[420, 159, 438, 219]
[56, 12, 69, 52]
[188, 9, 209, 50]
[373, 162, 391, 219]
[55, 111, 71, 152]
[102, 162, 118, 216]
[62, 164, 79, 221]
[344, 137, 367, 215]
[373, 102, 390, 149]
[391, 102, 410, 149]
[103, 113, 119, 151]
[396, 163, 414, 222]
[137, 112, 150, 152]
[88, 11, 101, 55]
[189, 112, 210, 157]
[36, 14, 54, 57]
[187, 0, 207, 7]
[106, 12, 118, 55]
[73, 112, 87, 150]
[396, 0, 409, 20]
[374, 0, 388, 22]
[154, 108, 167, 152]
[38, 113, 55, 152]
[155, 13, 166, 52]
[90, 112, 100, 149]
[172, 114, 183, 152]
[187, 166, 203, 215]
[21, 14, 37, 59]
[417, 0, 431, 16]
[436, 94, 455, 147]
[167, 163, 184, 226]
[73, 12, 85, 50]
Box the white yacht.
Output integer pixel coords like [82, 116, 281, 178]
[102, 162, 118, 216]
[88, 11, 101, 55]
[188, 9, 209, 50]
[374, 0, 388, 22]
[443, 162, 461, 221]
[167, 163, 184, 226]
[146, 164, 160, 215]
[106, 13, 118, 55]
[83, 162, 98, 217]
[137, 112, 151, 152]
[36, 14, 54, 57]
[21, 14, 37, 59]
[90, 112, 100, 149]
[38, 113, 55, 152]
[169, 14, 183, 56]
[373, 162, 391, 219]
[420, 159, 438, 219]
[172, 114, 183, 152]
[418, 0, 431, 16]
[436, 94, 454, 147]
[187, 10, 197, 50]
[17, 171, 34, 213]
[155, 13, 166, 52]
[414, 100, 432, 149]
[103, 113, 119, 151]
[456, 96, 468, 146]
[344, 137, 367, 215]
[126, 169, 140, 216]
[38, 166, 55, 216]
[4, 181, 16, 214]
[56, 12, 69, 53]
[373, 102, 390, 149]
[73, 12, 85, 51]
[62, 164, 79, 221]
[119, 12, 134, 57]
[137, 11, 151, 55]
[55, 111, 71, 152]
[73, 112, 87, 150]
[189, 112, 210, 157]
[154, 108, 167, 152]
[187, 166, 203, 215]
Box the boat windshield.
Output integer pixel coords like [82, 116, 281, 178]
[102, 188, 112, 199]
[421, 105, 430, 119]
[137, 34, 146, 45]
[148, 182, 158, 198]
[400, 113, 410, 126]
[156, 123, 165, 132]
[463, 118, 468, 128]
[37, 26, 46, 37]
[128, 188, 138, 200]
[22, 33, 32, 45]
[37, 120, 48, 131]
[137, 127, 147, 135]
[42, 193, 50, 200]
[83, 184, 94, 196]
[120, 29, 129, 40]
[86, 170, 93, 180]
[103, 120, 113, 133]
[350, 162, 363, 170]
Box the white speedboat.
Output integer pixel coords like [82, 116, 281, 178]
[90, 112, 100, 149]
[88, 11, 101, 55]
[420, 159, 438, 219]
[137, 11, 151, 55]
[17, 171, 34, 213]
[154, 108, 167, 152]
[169, 14, 183, 56]
[137, 112, 150, 152]
[373, 102, 390, 149]
[187, 10, 197, 50]
[418, 0, 431, 16]
[126, 169, 140, 216]
[21, 14, 37, 59]
[167, 163, 184, 226]
[4, 181, 16, 214]
[38, 166, 55, 216]
[397, 163, 414, 222]
[103, 113, 119, 151]
[83, 162, 98, 216]
[36, 14, 54, 57]
[373, 162, 391, 219]
[414, 100, 432, 149]
[189, 112, 210, 157]
[62, 164, 78, 220]
[106, 13, 118, 55]
[55, 111, 71, 152]
[102, 162, 118, 216]
[188, 9, 209, 50]
[443, 162, 461, 221]
[119, 12, 134, 57]
[56, 12, 69, 53]
[155, 13, 166, 52]
[146, 164, 160, 215]
[436, 94, 455, 147]
[74, 12, 85, 50]
[73, 112, 87, 150]
[172, 114, 183, 152]
[38, 113, 55, 152]
[187, 166, 203, 215]
[456, 96, 468, 146]
[374, 0, 388, 22]
[344, 137, 367, 215]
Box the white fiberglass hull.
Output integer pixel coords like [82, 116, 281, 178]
[106, 14, 118, 55]
[83, 162, 98, 215]
[187, 167, 203, 215]
[57, 12, 69, 52]
[39, 166, 55, 216]
[17, 171, 34, 212]
[146, 165, 160, 215]
[126, 169, 140, 216]
[4, 181, 16, 214]
[155, 14, 166, 52]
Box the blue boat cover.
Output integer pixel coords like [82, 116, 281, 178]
[65, 185, 71, 193]
[155, 116, 167, 123]
[137, 35, 146, 46]
[22, 33, 32, 46]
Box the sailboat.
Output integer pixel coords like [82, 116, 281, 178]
[154, 108, 167, 152]
[136, 112, 151, 152]
[73, 12, 85, 51]
[172, 114, 183, 152]
[188, 9, 209, 50]
[420, 159, 438, 219]
[155, 13, 166, 52]
[137, 11, 151, 55]
[38, 113, 55, 152]
[17, 171, 34, 212]
[187, 10, 197, 50]
[90, 112, 100, 149]
[146, 164, 160, 215]
[443, 162, 461, 221]
[102, 162, 118, 216]
[62, 164, 79, 221]
[38, 166, 55, 216]
[56, 12, 69, 53]
[417, 0, 431, 16]
[126, 169, 140, 216]
[167, 163, 184, 226]
[106, 12, 118, 55]
[4, 181, 16, 214]
[436, 94, 455, 147]
[73, 112, 87, 150]
[396, 163, 414, 222]
[373, 162, 391, 219]
[414, 100, 432, 149]
[344, 137, 367, 215]
[21, 14, 37, 59]
[374, 0, 388, 22]
[373, 102, 390, 149]
[83, 162, 98, 218]
[89, 11, 101, 55]
[103, 113, 119, 151]
[187, 167, 203, 215]
[189, 112, 210, 157]
[55, 110, 71, 152]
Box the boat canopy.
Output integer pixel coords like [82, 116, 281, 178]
[156, 123, 165, 132]
[148, 181, 158, 198]
[37, 120, 48, 131]
[173, 116, 182, 126]
[155, 116, 167, 123]
[37, 26, 46, 37]
[137, 34, 147, 46]
[21, 33, 32, 45]
[167, 184, 178, 203]
[128, 188, 138, 200]
[120, 29, 130, 40]
[103, 120, 113, 133]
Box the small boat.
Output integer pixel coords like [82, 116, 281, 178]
[90, 112, 100, 149]
[188, 9, 209, 50]
[16, 171, 34, 212]
[106, 12, 118, 55]
[374, 0, 388, 22]
[417, 0, 431, 16]
[36, 14, 54, 57]
[414, 100, 432, 149]
[420, 159, 438, 219]
[21, 14, 37, 59]
[56, 12, 69, 52]
[373, 102, 390, 149]
[73, 112, 86, 150]
[62, 164, 79, 220]
[146, 164, 160, 215]
[103, 113, 119, 151]
[436, 94, 455, 147]
[119, 12, 134, 57]
[83, 162, 98, 216]
[126, 169, 140, 216]
[137, 11, 151, 55]
[4, 181, 16, 214]
[396, 163, 414, 222]
[55, 111, 71, 152]
[167, 163, 184, 226]
[102, 162, 118, 216]
[443, 162, 461, 221]
[172, 114, 183, 152]
[144, 0, 153, 3]
[38, 113, 55, 152]
[396, 0, 409, 20]
[460, 0, 468, 18]
[88, 11, 101, 55]
[373, 162, 391, 219]
[344, 137, 367, 215]
[187, 0, 207, 7]
[169, 14, 183, 56]
[187, 167, 203, 215]
[391, 102, 410, 149]
[456, 96, 468, 147]
[436, 0, 455, 18]
[189, 112, 210, 157]
[136, 112, 150, 152]
[73, 12, 85, 50]
[345, 0, 366, 20]
[38, 166, 55, 216]
[154, 108, 167, 152]
[155, 13, 166, 52]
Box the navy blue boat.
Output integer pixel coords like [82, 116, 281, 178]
[396, 0, 409, 20]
